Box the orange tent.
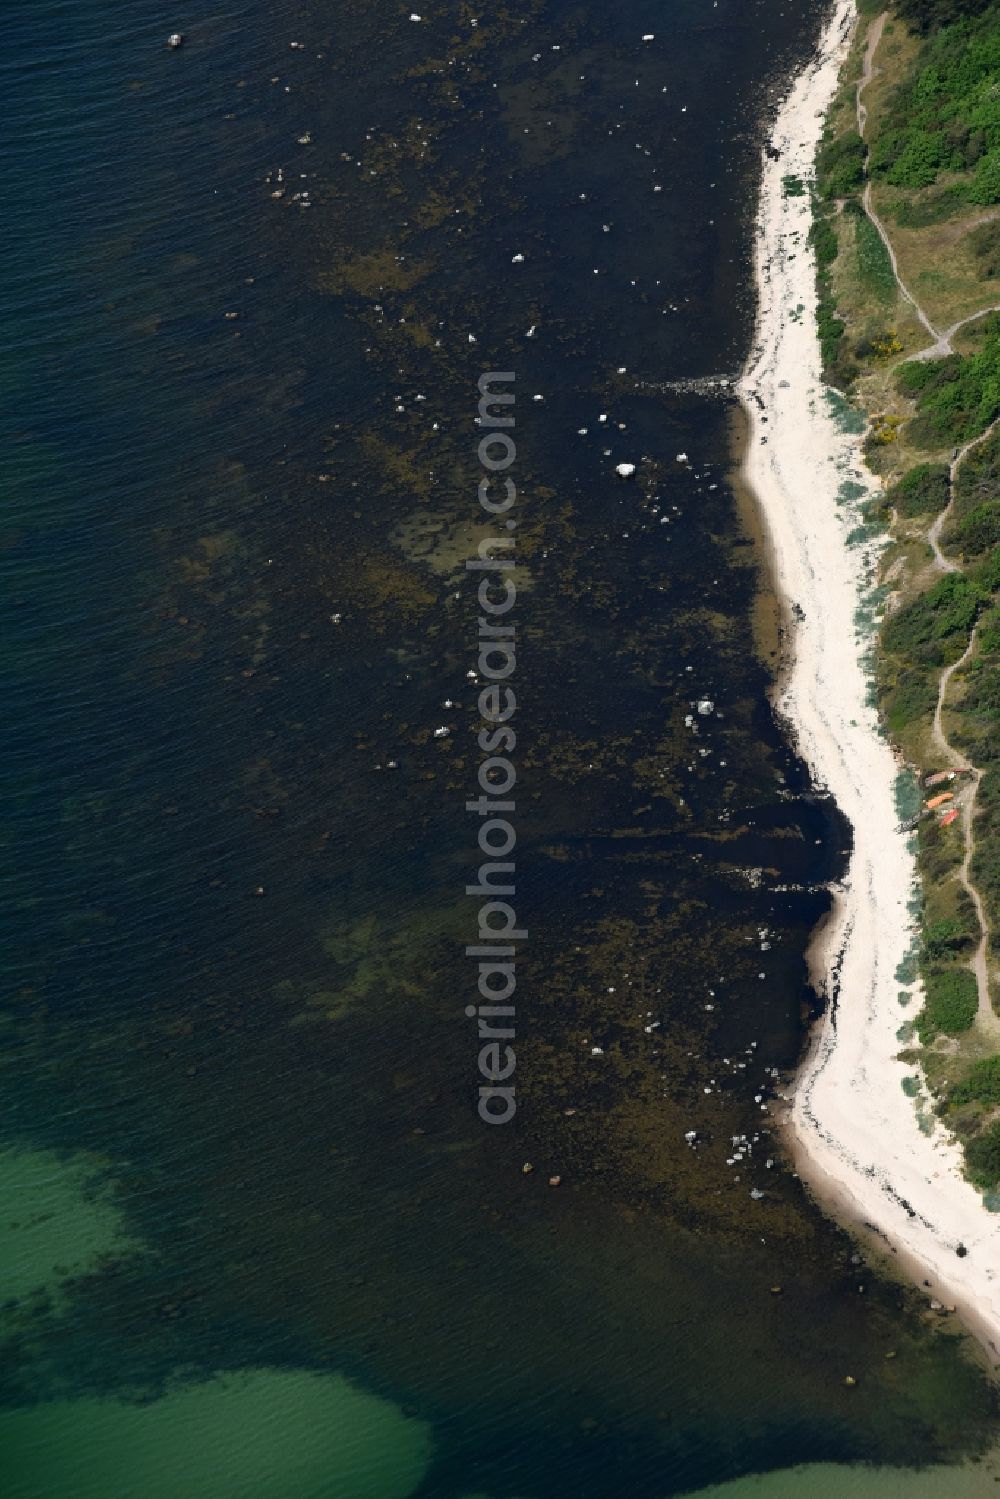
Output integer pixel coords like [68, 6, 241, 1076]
[926, 792, 954, 810]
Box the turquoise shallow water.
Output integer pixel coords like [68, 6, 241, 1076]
[0, 1371, 433, 1499]
[689, 1461, 1000, 1497]
[5, 0, 1000, 1493]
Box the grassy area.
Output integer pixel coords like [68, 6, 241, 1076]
[880, 196, 1000, 328]
[857, 211, 899, 301]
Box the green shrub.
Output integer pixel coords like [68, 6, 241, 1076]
[897, 327, 1000, 446]
[969, 219, 1000, 279]
[923, 916, 973, 960]
[953, 421, 1000, 524]
[884, 132, 949, 189]
[951, 1053, 1000, 1106]
[887, 462, 950, 517]
[978, 605, 1000, 652]
[973, 543, 1000, 592]
[817, 130, 867, 199]
[966, 1121, 1000, 1188]
[811, 212, 856, 387]
[896, 353, 963, 396]
[881, 667, 939, 732]
[916, 966, 979, 1040]
[889, 183, 967, 226]
[811, 213, 838, 269]
[971, 769, 1000, 929]
[897, 0, 995, 33]
[956, 500, 1000, 552]
[882, 572, 985, 655]
[970, 149, 1000, 205]
[955, 664, 1000, 763]
[868, 5, 1000, 208]
[919, 812, 964, 882]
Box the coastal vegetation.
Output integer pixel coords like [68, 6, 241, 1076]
[868, 7, 1000, 202]
[896, 320, 1000, 445]
[813, 0, 1000, 1193]
[895, 0, 995, 31]
[915, 966, 979, 1039]
[884, 460, 950, 515]
[811, 211, 854, 385]
[817, 130, 867, 198]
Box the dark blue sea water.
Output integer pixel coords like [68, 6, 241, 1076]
[3, 1, 999, 1495]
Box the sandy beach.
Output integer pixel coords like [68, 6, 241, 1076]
[739, 0, 1000, 1357]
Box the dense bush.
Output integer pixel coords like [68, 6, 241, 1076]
[887, 462, 950, 517]
[817, 130, 867, 199]
[978, 605, 1000, 652]
[811, 212, 855, 387]
[881, 666, 939, 733]
[897, 0, 997, 32]
[953, 417, 1000, 518]
[971, 149, 1000, 205]
[811, 212, 838, 271]
[919, 812, 964, 882]
[964, 662, 1000, 712]
[951, 1054, 1000, 1107]
[971, 766, 1000, 919]
[952, 659, 1000, 763]
[966, 1120, 1000, 1187]
[972, 542, 1000, 591]
[955, 500, 1000, 551]
[869, 7, 1000, 200]
[888, 183, 968, 226]
[870, 128, 949, 190]
[916, 966, 979, 1040]
[897, 326, 1000, 445]
[879, 567, 986, 734]
[897, 354, 964, 398]
[969, 219, 1000, 279]
[923, 916, 973, 959]
[882, 572, 985, 655]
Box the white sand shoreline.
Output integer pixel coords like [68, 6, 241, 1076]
[739, 0, 1000, 1359]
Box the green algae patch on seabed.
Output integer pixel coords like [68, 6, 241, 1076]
[687, 1458, 1000, 1497]
[0, 1146, 138, 1304]
[0, 1370, 432, 1499]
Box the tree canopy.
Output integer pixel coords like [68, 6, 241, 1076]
[896, 0, 997, 34]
